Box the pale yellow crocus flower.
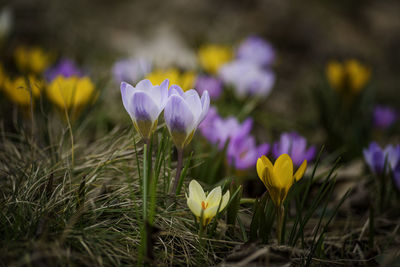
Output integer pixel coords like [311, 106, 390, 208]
[186, 180, 230, 226]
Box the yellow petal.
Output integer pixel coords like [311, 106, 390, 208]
[203, 205, 218, 225]
[188, 180, 206, 203]
[294, 160, 307, 181]
[218, 190, 230, 212]
[205, 186, 222, 208]
[256, 155, 273, 185]
[187, 197, 202, 217]
[273, 154, 293, 190]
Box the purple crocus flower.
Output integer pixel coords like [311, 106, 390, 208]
[373, 105, 397, 129]
[237, 36, 275, 67]
[45, 58, 83, 82]
[121, 79, 169, 140]
[199, 106, 219, 144]
[363, 142, 400, 175]
[212, 117, 253, 150]
[113, 58, 152, 84]
[219, 60, 275, 98]
[195, 75, 223, 100]
[272, 132, 316, 167]
[164, 85, 210, 149]
[227, 134, 269, 170]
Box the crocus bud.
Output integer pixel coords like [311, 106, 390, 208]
[121, 79, 169, 140]
[164, 85, 209, 149]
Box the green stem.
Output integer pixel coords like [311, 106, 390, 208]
[276, 205, 284, 245]
[143, 141, 149, 220]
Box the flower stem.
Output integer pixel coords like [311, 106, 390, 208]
[170, 148, 183, 194]
[143, 141, 149, 220]
[276, 205, 284, 245]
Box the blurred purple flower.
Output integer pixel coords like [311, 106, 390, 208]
[198, 107, 269, 170]
[199, 106, 219, 144]
[45, 58, 83, 82]
[195, 75, 223, 99]
[164, 85, 210, 149]
[373, 105, 397, 129]
[219, 60, 275, 98]
[237, 35, 275, 67]
[363, 142, 400, 175]
[227, 134, 269, 170]
[113, 58, 152, 84]
[393, 165, 400, 191]
[272, 132, 316, 167]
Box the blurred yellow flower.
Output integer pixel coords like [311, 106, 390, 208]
[3, 75, 43, 106]
[14, 46, 53, 74]
[186, 180, 230, 226]
[198, 44, 233, 74]
[326, 59, 371, 95]
[146, 68, 196, 91]
[46, 76, 95, 110]
[257, 154, 307, 207]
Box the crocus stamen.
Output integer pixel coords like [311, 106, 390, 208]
[201, 201, 208, 210]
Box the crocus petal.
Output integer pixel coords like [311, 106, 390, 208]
[257, 155, 273, 185]
[183, 89, 202, 122]
[164, 95, 195, 148]
[130, 91, 160, 122]
[218, 190, 230, 212]
[120, 82, 135, 116]
[168, 85, 184, 97]
[273, 154, 293, 190]
[188, 180, 206, 203]
[205, 186, 222, 208]
[294, 160, 307, 181]
[135, 79, 153, 91]
[198, 90, 210, 123]
[148, 79, 169, 107]
[187, 198, 202, 217]
[203, 205, 219, 223]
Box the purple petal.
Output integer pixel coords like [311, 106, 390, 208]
[121, 82, 136, 116]
[135, 79, 153, 91]
[164, 95, 195, 134]
[130, 91, 160, 122]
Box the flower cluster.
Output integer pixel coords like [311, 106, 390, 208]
[199, 106, 269, 170]
[1, 51, 96, 115]
[219, 36, 275, 98]
[121, 79, 210, 148]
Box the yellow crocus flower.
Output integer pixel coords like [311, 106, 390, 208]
[46, 75, 95, 110]
[146, 68, 196, 91]
[14, 46, 53, 74]
[326, 59, 370, 95]
[3, 75, 42, 106]
[256, 154, 307, 207]
[198, 44, 233, 74]
[186, 180, 230, 226]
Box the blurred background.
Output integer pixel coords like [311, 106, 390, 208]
[3, 0, 399, 131]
